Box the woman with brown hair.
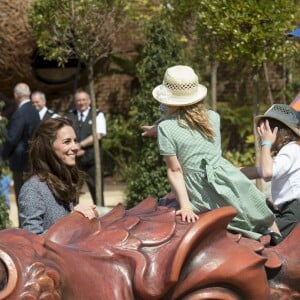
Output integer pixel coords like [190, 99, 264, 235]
[18, 117, 97, 234]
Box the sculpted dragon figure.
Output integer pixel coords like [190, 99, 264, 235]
[0, 197, 300, 299]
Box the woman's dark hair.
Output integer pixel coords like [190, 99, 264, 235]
[26, 117, 84, 204]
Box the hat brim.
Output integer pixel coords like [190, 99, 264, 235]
[255, 115, 300, 137]
[152, 84, 207, 106]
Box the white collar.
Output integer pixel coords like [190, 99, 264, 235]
[18, 99, 30, 108]
[77, 108, 90, 120]
[39, 106, 48, 120]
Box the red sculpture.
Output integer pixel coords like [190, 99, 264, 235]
[0, 197, 300, 299]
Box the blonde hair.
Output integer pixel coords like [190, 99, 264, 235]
[166, 102, 215, 139]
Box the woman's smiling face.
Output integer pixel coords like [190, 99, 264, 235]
[53, 125, 79, 166]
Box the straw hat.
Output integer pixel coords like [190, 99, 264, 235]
[255, 104, 300, 136]
[152, 65, 207, 106]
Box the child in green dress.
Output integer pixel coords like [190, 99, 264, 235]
[152, 65, 280, 241]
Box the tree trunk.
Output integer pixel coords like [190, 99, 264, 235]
[253, 73, 262, 191]
[263, 61, 274, 105]
[211, 61, 219, 111]
[282, 58, 287, 104]
[87, 61, 103, 206]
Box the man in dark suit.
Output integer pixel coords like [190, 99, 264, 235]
[31, 90, 59, 120]
[1, 83, 40, 208]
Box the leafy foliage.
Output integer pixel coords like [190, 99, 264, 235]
[217, 102, 256, 166]
[125, 18, 185, 207]
[102, 113, 136, 178]
[28, 0, 124, 65]
[0, 195, 10, 230]
[0, 103, 10, 229]
[169, 0, 300, 67]
[168, 0, 300, 113]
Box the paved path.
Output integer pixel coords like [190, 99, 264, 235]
[8, 177, 126, 228]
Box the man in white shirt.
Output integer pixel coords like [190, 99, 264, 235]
[31, 91, 59, 120]
[65, 90, 106, 204]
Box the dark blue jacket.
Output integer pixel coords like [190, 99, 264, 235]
[2, 101, 40, 171]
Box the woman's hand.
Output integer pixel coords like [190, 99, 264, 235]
[74, 204, 98, 219]
[176, 208, 199, 223]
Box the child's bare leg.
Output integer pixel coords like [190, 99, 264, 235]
[270, 221, 281, 235]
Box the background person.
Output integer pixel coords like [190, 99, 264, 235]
[18, 117, 97, 235]
[1, 83, 40, 211]
[0, 169, 13, 210]
[241, 104, 300, 239]
[31, 90, 60, 120]
[65, 89, 106, 204]
[153, 65, 280, 242]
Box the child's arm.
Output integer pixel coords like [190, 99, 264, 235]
[141, 125, 157, 137]
[239, 166, 261, 179]
[257, 119, 277, 181]
[164, 155, 199, 223]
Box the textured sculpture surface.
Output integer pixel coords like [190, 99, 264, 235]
[0, 197, 300, 300]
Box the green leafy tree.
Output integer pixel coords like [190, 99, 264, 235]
[102, 113, 136, 178]
[218, 103, 256, 167]
[29, 0, 125, 206]
[126, 17, 185, 207]
[169, 0, 300, 110]
[0, 196, 9, 230]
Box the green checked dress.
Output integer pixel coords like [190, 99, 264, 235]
[157, 110, 275, 240]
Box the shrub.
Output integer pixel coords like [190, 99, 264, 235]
[0, 103, 10, 229]
[218, 102, 256, 167]
[125, 18, 185, 207]
[0, 195, 9, 230]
